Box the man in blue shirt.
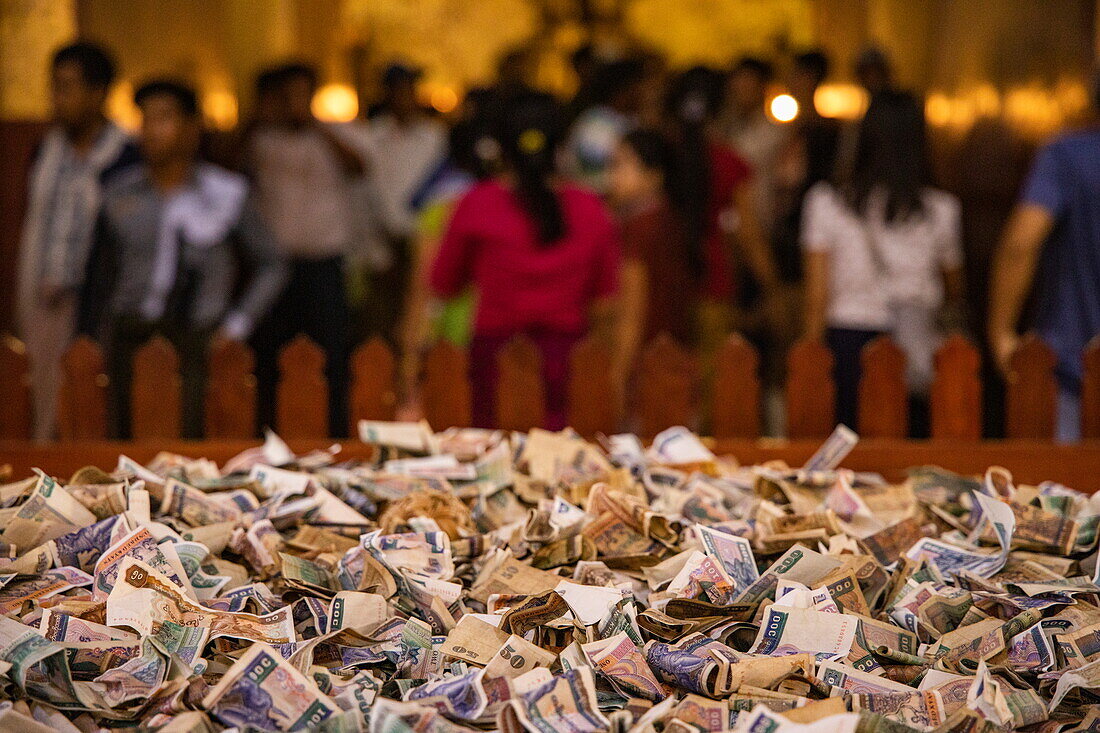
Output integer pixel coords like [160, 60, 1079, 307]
[989, 76, 1100, 441]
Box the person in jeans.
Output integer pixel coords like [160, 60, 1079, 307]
[246, 63, 366, 437]
[17, 42, 139, 440]
[82, 80, 287, 439]
[802, 91, 963, 435]
[989, 73, 1100, 442]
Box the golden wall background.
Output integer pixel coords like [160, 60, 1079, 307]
[0, 0, 1096, 139]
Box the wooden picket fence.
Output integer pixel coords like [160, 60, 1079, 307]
[0, 330, 1098, 443]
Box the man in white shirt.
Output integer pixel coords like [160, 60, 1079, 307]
[361, 63, 448, 342]
[247, 63, 367, 438]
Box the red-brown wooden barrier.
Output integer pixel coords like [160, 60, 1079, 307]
[59, 337, 107, 441]
[0, 438, 1098, 490]
[132, 336, 180, 440]
[636, 334, 694, 438]
[858, 336, 907, 439]
[1005, 335, 1057, 440]
[205, 339, 255, 439]
[496, 336, 546, 432]
[0, 330, 1097, 444]
[568, 336, 616, 437]
[930, 333, 982, 441]
[712, 335, 760, 440]
[786, 339, 835, 439]
[1085, 337, 1100, 440]
[277, 335, 327, 440]
[0, 335, 30, 439]
[350, 338, 397, 429]
[421, 341, 471, 429]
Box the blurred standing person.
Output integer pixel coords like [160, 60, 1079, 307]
[725, 57, 785, 237]
[664, 67, 780, 371]
[429, 93, 621, 430]
[786, 52, 840, 199]
[773, 51, 841, 288]
[82, 80, 287, 439]
[802, 92, 963, 435]
[17, 42, 139, 440]
[606, 129, 694, 393]
[398, 98, 497, 417]
[217, 68, 286, 171]
[989, 76, 1100, 442]
[854, 46, 896, 100]
[361, 63, 447, 343]
[247, 63, 365, 438]
[566, 44, 601, 123]
[495, 48, 537, 102]
[833, 46, 897, 180]
[563, 58, 646, 194]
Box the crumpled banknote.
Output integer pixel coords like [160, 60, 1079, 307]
[0, 423, 1095, 732]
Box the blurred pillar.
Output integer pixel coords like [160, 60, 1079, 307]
[0, 0, 76, 121]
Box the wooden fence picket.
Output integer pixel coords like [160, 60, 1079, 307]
[1084, 337, 1100, 440]
[421, 341, 471, 429]
[711, 334, 760, 440]
[205, 339, 256, 439]
[0, 336, 31, 439]
[858, 336, 908, 438]
[12, 331, 1100, 444]
[276, 335, 328, 439]
[786, 338, 835, 439]
[131, 336, 181, 440]
[349, 338, 397, 430]
[568, 336, 617, 437]
[930, 334, 982, 441]
[496, 336, 546, 432]
[1006, 335, 1057, 440]
[59, 337, 107, 440]
[636, 334, 694, 438]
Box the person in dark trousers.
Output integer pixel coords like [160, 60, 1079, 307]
[82, 80, 287, 439]
[17, 42, 139, 440]
[989, 71, 1100, 443]
[246, 63, 366, 438]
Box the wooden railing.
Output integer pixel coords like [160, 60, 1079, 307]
[0, 331, 1097, 443]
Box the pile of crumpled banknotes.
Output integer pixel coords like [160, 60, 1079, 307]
[0, 421, 1097, 732]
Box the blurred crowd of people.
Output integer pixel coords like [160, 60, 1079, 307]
[16, 41, 1100, 442]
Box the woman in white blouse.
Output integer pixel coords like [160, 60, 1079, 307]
[801, 91, 964, 435]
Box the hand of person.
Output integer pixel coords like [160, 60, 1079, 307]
[990, 329, 1021, 377]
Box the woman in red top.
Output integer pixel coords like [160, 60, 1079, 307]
[429, 93, 621, 429]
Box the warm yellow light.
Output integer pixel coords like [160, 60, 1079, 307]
[203, 90, 238, 131]
[107, 81, 140, 132]
[972, 84, 1001, 117]
[925, 93, 952, 127]
[769, 94, 799, 123]
[430, 86, 459, 114]
[312, 84, 359, 123]
[813, 84, 868, 120]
